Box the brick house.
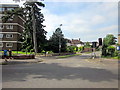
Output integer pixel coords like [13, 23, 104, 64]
[0, 4, 25, 51]
[66, 38, 84, 47]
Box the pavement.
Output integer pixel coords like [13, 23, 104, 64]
[0, 57, 43, 65]
[2, 53, 119, 88]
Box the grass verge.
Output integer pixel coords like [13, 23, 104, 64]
[101, 56, 120, 59]
[58, 54, 81, 58]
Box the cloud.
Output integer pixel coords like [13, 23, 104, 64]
[43, 0, 119, 2]
[98, 25, 118, 34]
[1, 1, 118, 41]
[91, 15, 106, 24]
[42, 2, 118, 41]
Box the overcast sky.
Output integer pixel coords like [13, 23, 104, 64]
[0, 0, 118, 42]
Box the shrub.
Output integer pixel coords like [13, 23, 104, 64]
[107, 46, 115, 57]
[114, 51, 118, 57]
[78, 46, 84, 52]
[67, 46, 77, 53]
[41, 50, 45, 53]
[48, 51, 54, 54]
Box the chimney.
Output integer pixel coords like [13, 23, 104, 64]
[79, 38, 80, 41]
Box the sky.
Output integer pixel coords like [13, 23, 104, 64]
[0, 0, 119, 42]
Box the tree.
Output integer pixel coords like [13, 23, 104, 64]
[24, 1, 46, 53]
[102, 34, 117, 56]
[49, 28, 67, 53]
[103, 34, 116, 46]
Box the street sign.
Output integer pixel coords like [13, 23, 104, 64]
[117, 46, 120, 51]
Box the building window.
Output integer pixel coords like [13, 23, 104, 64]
[6, 43, 13, 47]
[0, 25, 4, 29]
[0, 43, 3, 47]
[0, 34, 3, 38]
[7, 8, 14, 11]
[6, 25, 13, 29]
[0, 8, 5, 11]
[6, 34, 13, 38]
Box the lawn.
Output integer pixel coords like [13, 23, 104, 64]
[12, 51, 34, 55]
[0, 51, 34, 56]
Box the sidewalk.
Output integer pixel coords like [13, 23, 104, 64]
[0, 57, 43, 65]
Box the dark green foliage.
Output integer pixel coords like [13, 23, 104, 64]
[103, 34, 116, 46]
[48, 28, 67, 53]
[23, 2, 47, 52]
[107, 46, 115, 57]
[2, 8, 24, 22]
[102, 34, 117, 57]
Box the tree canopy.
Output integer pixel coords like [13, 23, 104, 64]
[49, 28, 67, 53]
[103, 34, 117, 47]
[102, 34, 117, 56]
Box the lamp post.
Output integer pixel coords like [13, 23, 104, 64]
[59, 24, 62, 54]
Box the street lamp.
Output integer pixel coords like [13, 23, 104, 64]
[59, 24, 62, 54]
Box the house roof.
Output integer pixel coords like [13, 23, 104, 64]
[71, 39, 83, 44]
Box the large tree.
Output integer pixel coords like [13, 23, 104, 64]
[102, 34, 117, 56]
[49, 28, 67, 53]
[103, 34, 116, 47]
[23, 1, 47, 53]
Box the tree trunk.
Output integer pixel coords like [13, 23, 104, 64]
[32, 6, 37, 54]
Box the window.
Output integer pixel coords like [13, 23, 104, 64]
[6, 25, 13, 29]
[0, 34, 3, 38]
[6, 43, 13, 47]
[6, 34, 13, 38]
[7, 8, 14, 11]
[0, 43, 3, 47]
[0, 8, 5, 11]
[0, 25, 4, 29]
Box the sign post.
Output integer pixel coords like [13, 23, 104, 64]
[117, 46, 120, 59]
[91, 42, 97, 59]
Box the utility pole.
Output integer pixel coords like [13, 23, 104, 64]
[31, 6, 37, 55]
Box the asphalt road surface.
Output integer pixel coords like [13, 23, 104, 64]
[2, 54, 118, 88]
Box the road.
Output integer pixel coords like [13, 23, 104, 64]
[2, 54, 118, 88]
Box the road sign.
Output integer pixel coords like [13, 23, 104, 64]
[117, 46, 120, 51]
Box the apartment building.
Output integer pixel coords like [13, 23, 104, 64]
[0, 4, 25, 51]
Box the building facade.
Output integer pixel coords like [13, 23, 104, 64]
[118, 34, 120, 44]
[66, 38, 84, 47]
[0, 4, 25, 51]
